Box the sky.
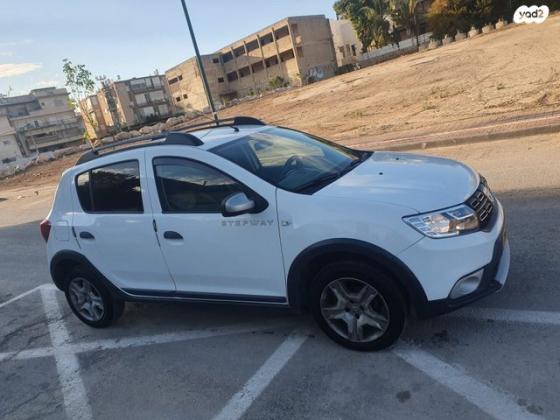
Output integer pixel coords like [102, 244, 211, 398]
[0, 0, 337, 96]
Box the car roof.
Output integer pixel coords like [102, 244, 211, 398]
[194, 124, 270, 150]
[75, 116, 271, 166]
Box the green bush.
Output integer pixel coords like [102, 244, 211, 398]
[268, 76, 289, 89]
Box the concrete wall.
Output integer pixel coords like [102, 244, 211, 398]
[330, 19, 363, 66]
[166, 55, 227, 113]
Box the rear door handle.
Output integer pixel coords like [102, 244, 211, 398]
[79, 231, 95, 240]
[163, 231, 183, 240]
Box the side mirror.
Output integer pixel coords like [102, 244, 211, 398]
[222, 192, 255, 217]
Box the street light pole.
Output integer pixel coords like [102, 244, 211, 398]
[179, 0, 219, 124]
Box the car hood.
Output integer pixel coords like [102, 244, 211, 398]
[317, 152, 480, 213]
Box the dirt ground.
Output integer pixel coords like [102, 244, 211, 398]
[1, 15, 559, 191]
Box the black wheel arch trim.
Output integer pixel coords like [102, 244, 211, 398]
[286, 238, 432, 317]
[50, 250, 128, 298]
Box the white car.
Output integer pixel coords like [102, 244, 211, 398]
[41, 117, 510, 351]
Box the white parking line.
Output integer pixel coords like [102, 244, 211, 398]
[449, 307, 560, 326]
[0, 284, 54, 309]
[40, 287, 93, 420]
[0, 321, 294, 362]
[393, 344, 543, 420]
[213, 331, 307, 420]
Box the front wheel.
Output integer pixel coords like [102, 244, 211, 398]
[311, 261, 406, 351]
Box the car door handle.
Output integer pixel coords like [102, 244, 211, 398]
[79, 231, 95, 240]
[163, 231, 183, 240]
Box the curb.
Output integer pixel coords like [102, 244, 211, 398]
[357, 121, 560, 152]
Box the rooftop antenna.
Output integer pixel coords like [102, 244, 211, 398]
[179, 0, 219, 124]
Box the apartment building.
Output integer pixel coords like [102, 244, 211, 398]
[81, 94, 109, 140]
[0, 87, 84, 156]
[330, 19, 362, 67]
[0, 115, 21, 163]
[80, 75, 174, 139]
[166, 15, 337, 113]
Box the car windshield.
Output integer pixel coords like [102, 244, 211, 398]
[211, 127, 370, 193]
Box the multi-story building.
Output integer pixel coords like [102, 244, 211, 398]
[166, 15, 337, 113]
[329, 19, 362, 67]
[0, 115, 21, 163]
[0, 87, 84, 156]
[103, 76, 173, 130]
[81, 94, 109, 140]
[79, 75, 174, 139]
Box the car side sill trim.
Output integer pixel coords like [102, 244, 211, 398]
[122, 288, 288, 304]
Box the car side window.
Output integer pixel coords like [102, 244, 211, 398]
[75, 160, 143, 213]
[153, 157, 244, 213]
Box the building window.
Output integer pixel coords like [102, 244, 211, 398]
[239, 66, 251, 78]
[212, 57, 220, 64]
[296, 46, 304, 58]
[260, 33, 273, 46]
[168, 77, 179, 85]
[246, 39, 259, 52]
[227, 71, 238, 82]
[176, 96, 181, 102]
[339, 46, 346, 58]
[233, 46, 245, 57]
[183, 93, 188, 99]
[279, 49, 295, 62]
[222, 51, 233, 63]
[251, 61, 264, 73]
[218, 77, 225, 83]
[274, 25, 289, 40]
[265, 55, 279, 68]
[290, 23, 299, 36]
[351, 45, 357, 56]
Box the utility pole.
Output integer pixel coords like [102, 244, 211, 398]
[179, 0, 219, 124]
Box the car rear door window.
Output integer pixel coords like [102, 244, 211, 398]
[76, 160, 143, 213]
[153, 157, 243, 213]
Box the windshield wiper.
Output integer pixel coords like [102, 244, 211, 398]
[294, 171, 341, 193]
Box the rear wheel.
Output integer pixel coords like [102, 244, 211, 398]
[64, 267, 124, 328]
[311, 261, 406, 351]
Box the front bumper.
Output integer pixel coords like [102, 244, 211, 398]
[399, 199, 510, 318]
[420, 226, 509, 318]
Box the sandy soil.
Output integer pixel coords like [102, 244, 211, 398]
[1, 15, 558, 192]
[215, 15, 560, 145]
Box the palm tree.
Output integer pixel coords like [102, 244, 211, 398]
[361, 0, 391, 49]
[390, 0, 422, 50]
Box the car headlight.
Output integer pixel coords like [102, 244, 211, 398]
[403, 204, 479, 238]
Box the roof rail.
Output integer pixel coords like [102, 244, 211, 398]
[75, 116, 266, 165]
[76, 131, 203, 165]
[179, 115, 265, 133]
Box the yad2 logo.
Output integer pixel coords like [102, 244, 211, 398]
[514, 5, 549, 24]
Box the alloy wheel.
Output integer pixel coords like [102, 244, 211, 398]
[68, 277, 105, 322]
[320, 277, 390, 343]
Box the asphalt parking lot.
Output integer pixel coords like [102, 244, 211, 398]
[1, 136, 560, 420]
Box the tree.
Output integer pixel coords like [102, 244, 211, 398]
[362, 0, 391, 49]
[62, 59, 96, 144]
[390, 0, 421, 49]
[427, 0, 470, 40]
[334, 0, 391, 51]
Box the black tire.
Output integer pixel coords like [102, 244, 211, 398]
[64, 266, 124, 328]
[310, 260, 406, 351]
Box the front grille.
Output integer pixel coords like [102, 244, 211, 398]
[467, 184, 494, 228]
